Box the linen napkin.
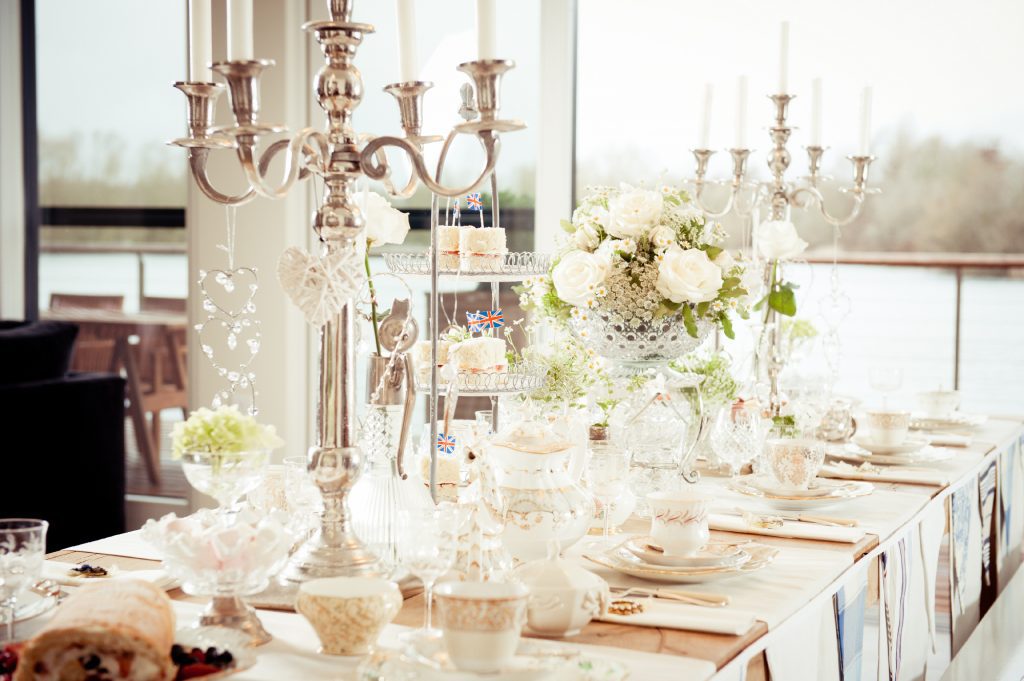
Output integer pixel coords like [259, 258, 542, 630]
[709, 512, 865, 544]
[43, 561, 177, 590]
[597, 598, 758, 636]
[819, 462, 951, 487]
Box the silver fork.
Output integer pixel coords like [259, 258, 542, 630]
[610, 586, 730, 607]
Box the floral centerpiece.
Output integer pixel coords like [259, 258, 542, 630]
[670, 351, 740, 409]
[753, 219, 808, 320]
[362, 192, 411, 356]
[519, 183, 749, 362]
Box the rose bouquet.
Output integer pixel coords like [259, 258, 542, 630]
[518, 183, 748, 343]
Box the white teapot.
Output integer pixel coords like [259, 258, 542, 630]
[515, 547, 608, 637]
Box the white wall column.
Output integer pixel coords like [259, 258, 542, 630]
[0, 0, 26, 319]
[534, 0, 576, 252]
[186, 0, 312, 488]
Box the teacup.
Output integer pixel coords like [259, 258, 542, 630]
[764, 438, 825, 490]
[647, 489, 712, 557]
[918, 390, 960, 418]
[296, 577, 402, 656]
[433, 581, 528, 673]
[866, 410, 911, 446]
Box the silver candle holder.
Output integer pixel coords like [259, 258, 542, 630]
[170, 0, 523, 583]
[686, 90, 879, 417]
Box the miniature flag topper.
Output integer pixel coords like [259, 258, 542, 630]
[466, 193, 483, 210]
[466, 309, 503, 333]
[436, 432, 457, 455]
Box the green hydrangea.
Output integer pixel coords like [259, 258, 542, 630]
[670, 351, 739, 408]
[171, 405, 284, 459]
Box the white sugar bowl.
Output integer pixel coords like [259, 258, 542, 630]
[515, 553, 608, 637]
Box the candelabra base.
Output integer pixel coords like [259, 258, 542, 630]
[280, 531, 383, 583]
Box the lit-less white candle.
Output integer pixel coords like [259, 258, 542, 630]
[858, 86, 873, 155]
[778, 21, 790, 94]
[735, 75, 748, 148]
[395, 0, 418, 82]
[188, 0, 212, 81]
[699, 82, 714, 148]
[227, 0, 254, 61]
[810, 77, 823, 146]
[476, 0, 497, 60]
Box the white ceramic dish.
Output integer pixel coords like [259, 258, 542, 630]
[358, 638, 628, 681]
[852, 435, 930, 455]
[623, 536, 748, 569]
[13, 589, 57, 623]
[583, 545, 777, 585]
[830, 444, 955, 467]
[728, 474, 873, 511]
[910, 412, 987, 431]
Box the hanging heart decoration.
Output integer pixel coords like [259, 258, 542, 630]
[198, 266, 258, 318]
[277, 246, 364, 327]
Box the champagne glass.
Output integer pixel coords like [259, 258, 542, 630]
[869, 366, 903, 410]
[0, 519, 48, 642]
[585, 441, 630, 537]
[397, 506, 458, 642]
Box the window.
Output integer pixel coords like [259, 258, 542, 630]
[574, 0, 1024, 411]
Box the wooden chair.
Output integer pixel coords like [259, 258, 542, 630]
[70, 338, 118, 373]
[140, 296, 187, 313]
[49, 293, 124, 311]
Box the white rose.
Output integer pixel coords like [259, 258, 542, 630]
[650, 224, 677, 251]
[756, 220, 808, 260]
[363, 192, 410, 247]
[738, 260, 764, 306]
[714, 249, 737, 274]
[607, 186, 663, 239]
[552, 251, 612, 306]
[655, 246, 724, 304]
[572, 222, 601, 251]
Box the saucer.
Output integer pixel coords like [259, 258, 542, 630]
[14, 589, 57, 623]
[584, 544, 778, 585]
[830, 443, 954, 467]
[624, 536, 748, 568]
[729, 474, 873, 511]
[852, 434, 930, 455]
[911, 412, 987, 431]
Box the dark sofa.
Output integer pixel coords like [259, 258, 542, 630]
[0, 320, 126, 550]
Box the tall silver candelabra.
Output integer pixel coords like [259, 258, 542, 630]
[687, 92, 879, 417]
[170, 0, 522, 581]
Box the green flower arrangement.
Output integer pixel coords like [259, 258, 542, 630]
[171, 405, 284, 460]
[522, 335, 600, 406]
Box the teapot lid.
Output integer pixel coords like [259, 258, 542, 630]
[491, 420, 572, 455]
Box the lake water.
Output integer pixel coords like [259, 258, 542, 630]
[40, 253, 1024, 415]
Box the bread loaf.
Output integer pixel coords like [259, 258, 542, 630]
[15, 580, 175, 681]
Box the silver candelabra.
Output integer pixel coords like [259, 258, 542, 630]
[170, 0, 522, 582]
[686, 91, 879, 417]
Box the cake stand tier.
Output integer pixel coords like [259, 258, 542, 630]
[383, 251, 552, 283]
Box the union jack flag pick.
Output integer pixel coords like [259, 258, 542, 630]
[476, 309, 504, 330]
[465, 193, 483, 210]
[466, 310, 485, 333]
[436, 433, 457, 455]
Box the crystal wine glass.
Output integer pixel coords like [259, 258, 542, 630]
[585, 440, 630, 537]
[0, 519, 48, 642]
[869, 366, 903, 410]
[181, 449, 269, 511]
[397, 506, 458, 643]
[710, 405, 768, 477]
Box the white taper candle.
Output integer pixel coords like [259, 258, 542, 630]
[227, 0, 254, 61]
[395, 0, 418, 82]
[735, 75, 748, 149]
[810, 77, 823, 146]
[778, 21, 790, 94]
[699, 82, 714, 148]
[858, 86, 873, 155]
[476, 0, 497, 60]
[188, 0, 212, 81]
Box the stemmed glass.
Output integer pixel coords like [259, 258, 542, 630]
[397, 506, 458, 643]
[586, 441, 630, 537]
[869, 366, 903, 410]
[710, 405, 769, 477]
[0, 519, 48, 642]
[181, 449, 269, 512]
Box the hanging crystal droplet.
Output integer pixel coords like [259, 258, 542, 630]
[203, 299, 216, 313]
[202, 344, 214, 357]
[227, 333, 237, 350]
[247, 339, 260, 353]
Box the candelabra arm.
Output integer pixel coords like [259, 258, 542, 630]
[187, 149, 257, 206]
[360, 133, 499, 199]
[258, 136, 329, 184]
[237, 127, 329, 200]
[789, 185, 865, 228]
[692, 184, 736, 219]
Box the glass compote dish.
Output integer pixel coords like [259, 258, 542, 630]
[142, 509, 292, 646]
[0, 519, 47, 642]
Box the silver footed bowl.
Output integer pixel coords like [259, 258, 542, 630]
[569, 307, 715, 363]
